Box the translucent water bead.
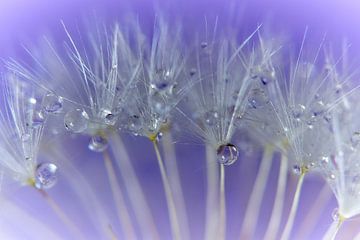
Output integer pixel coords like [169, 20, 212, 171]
[43, 93, 63, 114]
[64, 109, 89, 133]
[203, 110, 220, 127]
[150, 91, 171, 116]
[100, 109, 117, 126]
[88, 135, 108, 152]
[248, 88, 268, 109]
[151, 69, 173, 92]
[35, 163, 58, 189]
[217, 143, 239, 166]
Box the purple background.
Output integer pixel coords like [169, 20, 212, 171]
[1, 0, 360, 239]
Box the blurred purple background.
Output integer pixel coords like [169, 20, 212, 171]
[1, 0, 360, 239]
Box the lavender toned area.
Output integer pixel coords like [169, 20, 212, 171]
[1, 0, 360, 239]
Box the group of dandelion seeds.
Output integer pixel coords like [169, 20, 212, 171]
[1, 16, 360, 240]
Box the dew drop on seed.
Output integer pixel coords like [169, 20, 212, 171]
[151, 69, 173, 92]
[64, 109, 89, 133]
[332, 208, 339, 221]
[43, 93, 63, 113]
[351, 132, 360, 147]
[292, 104, 306, 121]
[189, 68, 197, 76]
[155, 132, 163, 142]
[31, 110, 46, 128]
[128, 115, 142, 133]
[35, 163, 58, 189]
[328, 173, 336, 180]
[88, 135, 108, 152]
[292, 165, 301, 175]
[100, 109, 117, 125]
[312, 100, 325, 117]
[321, 156, 329, 166]
[201, 42, 208, 48]
[203, 110, 219, 127]
[248, 89, 268, 109]
[150, 92, 171, 116]
[217, 143, 239, 166]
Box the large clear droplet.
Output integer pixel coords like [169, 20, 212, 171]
[31, 110, 46, 128]
[43, 93, 63, 114]
[312, 100, 325, 117]
[203, 110, 219, 127]
[128, 115, 142, 134]
[151, 69, 173, 92]
[35, 163, 58, 189]
[150, 91, 171, 116]
[292, 165, 301, 175]
[100, 109, 117, 126]
[292, 104, 306, 122]
[64, 109, 89, 133]
[88, 135, 108, 152]
[248, 88, 268, 109]
[216, 143, 239, 166]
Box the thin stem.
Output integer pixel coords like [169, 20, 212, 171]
[110, 135, 159, 240]
[322, 218, 345, 240]
[239, 145, 273, 240]
[153, 140, 181, 240]
[219, 164, 226, 240]
[162, 132, 190, 240]
[38, 190, 84, 240]
[204, 144, 219, 240]
[280, 172, 306, 240]
[263, 153, 289, 240]
[103, 150, 136, 240]
[297, 184, 332, 239]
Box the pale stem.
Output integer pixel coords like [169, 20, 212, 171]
[48, 147, 116, 239]
[322, 218, 344, 240]
[38, 190, 85, 240]
[204, 144, 219, 240]
[162, 132, 190, 239]
[103, 150, 136, 239]
[263, 153, 289, 240]
[110, 135, 159, 239]
[239, 145, 273, 240]
[219, 164, 226, 240]
[153, 140, 181, 240]
[296, 184, 332, 239]
[280, 172, 306, 240]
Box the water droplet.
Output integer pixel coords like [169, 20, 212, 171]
[292, 104, 306, 121]
[328, 173, 336, 180]
[150, 91, 171, 116]
[64, 109, 89, 133]
[248, 88, 268, 109]
[351, 132, 360, 147]
[43, 93, 63, 114]
[292, 165, 301, 175]
[88, 135, 108, 152]
[100, 109, 117, 126]
[201, 42, 208, 48]
[203, 110, 219, 127]
[35, 163, 58, 189]
[321, 156, 329, 166]
[31, 110, 46, 128]
[216, 143, 239, 166]
[28, 97, 37, 105]
[151, 69, 173, 92]
[128, 115, 142, 134]
[312, 101, 325, 117]
[189, 68, 197, 76]
[332, 208, 339, 221]
[155, 132, 163, 142]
